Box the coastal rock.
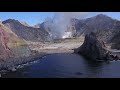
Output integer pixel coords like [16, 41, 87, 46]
[75, 32, 111, 61]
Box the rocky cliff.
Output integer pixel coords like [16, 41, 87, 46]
[74, 32, 111, 61]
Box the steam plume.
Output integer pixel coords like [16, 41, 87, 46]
[44, 12, 89, 39]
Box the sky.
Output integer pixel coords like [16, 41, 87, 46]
[0, 12, 120, 26]
[0, 12, 54, 26]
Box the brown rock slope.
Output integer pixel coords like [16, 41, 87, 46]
[0, 22, 31, 62]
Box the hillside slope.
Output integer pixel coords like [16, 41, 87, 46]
[2, 19, 50, 42]
[0, 22, 31, 61]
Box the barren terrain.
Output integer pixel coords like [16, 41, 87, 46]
[27, 37, 84, 54]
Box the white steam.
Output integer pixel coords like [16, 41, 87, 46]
[44, 12, 89, 39]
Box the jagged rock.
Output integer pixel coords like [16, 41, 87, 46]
[75, 32, 111, 61]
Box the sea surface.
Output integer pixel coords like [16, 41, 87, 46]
[2, 53, 120, 78]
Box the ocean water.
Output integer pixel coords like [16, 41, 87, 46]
[2, 53, 120, 78]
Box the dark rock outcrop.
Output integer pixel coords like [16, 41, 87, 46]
[75, 32, 111, 61]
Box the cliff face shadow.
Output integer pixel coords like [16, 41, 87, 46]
[83, 58, 105, 77]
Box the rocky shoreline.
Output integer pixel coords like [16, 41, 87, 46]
[0, 48, 74, 76]
[0, 47, 120, 77]
[0, 52, 47, 75]
[1, 33, 120, 77]
[0, 38, 82, 76]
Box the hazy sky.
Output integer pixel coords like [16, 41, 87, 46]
[0, 12, 120, 26]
